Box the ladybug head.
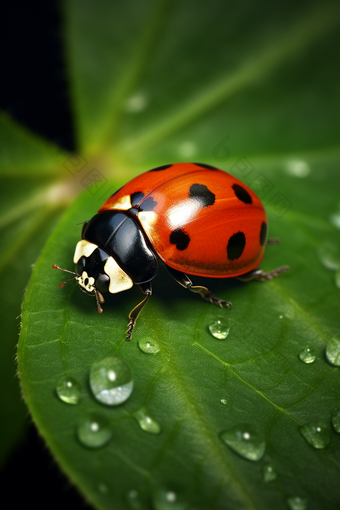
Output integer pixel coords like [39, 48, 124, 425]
[53, 240, 133, 313]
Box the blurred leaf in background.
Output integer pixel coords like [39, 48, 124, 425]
[1, 0, 340, 509]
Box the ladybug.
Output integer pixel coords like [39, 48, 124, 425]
[53, 163, 288, 339]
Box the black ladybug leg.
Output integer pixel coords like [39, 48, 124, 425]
[237, 266, 289, 282]
[125, 282, 152, 340]
[165, 265, 232, 309]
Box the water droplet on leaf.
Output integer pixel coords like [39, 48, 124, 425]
[317, 241, 340, 271]
[285, 159, 310, 178]
[97, 483, 109, 494]
[220, 399, 228, 405]
[329, 203, 340, 230]
[56, 376, 81, 404]
[335, 270, 340, 289]
[125, 93, 148, 113]
[178, 141, 197, 158]
[133, 407, 161, 434]
[262, 462, 277, 482]
[153, 488, 188, 510]
[138, 337, 160, 354]
[126, 489, 143, 510]
[298, 347, 316, 364]
[287, 496, 308, 510]
[77, 414, 111, 448]
[300, 421, 330, 449]
[331, 404, 340, 433]
[208, 317, 230, 339]
[220, 424, 265, 461]
[325, 335, 340, 366]
[90, 356, 133, 405]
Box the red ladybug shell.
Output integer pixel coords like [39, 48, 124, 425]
[98, 163, 268, 278]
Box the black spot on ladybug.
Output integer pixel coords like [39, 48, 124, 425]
[260, 222, 267, 246]
[148, 164, 173, 172]
[227, 232, 246, 260]
[139, 196, 158, 212]
[170, 228, 190, 251]
[84, 277, 89, 286]
[131, 191, 145, 206]
[189, 184, 215, 207]
[232, 184, 252, 204]
[193, 162, 218, 170]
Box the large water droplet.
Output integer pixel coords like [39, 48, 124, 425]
[286, 496, 308, 510]
[300, 421, 330, 449]
[220, 424, 265, 461]
[208, 317, 230, 340]
[153, 488, 188, 510]
[126, 489, 143, 510]
[325, 334, 340, 366]
[77, 414, 111, 448]
[331, 404, 340, 433]
[56, 376, 81, 404]
[317, 241, 340, 271]
[133, 407, 161, 434]
[262, 462, 277, 482]
[90, 356, 133, 405]
[138, 337, 160, 354]
[298, 347, 316, 364]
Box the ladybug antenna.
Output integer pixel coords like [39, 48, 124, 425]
[95, 289, 105, 314]
[52, 264, 80, 288]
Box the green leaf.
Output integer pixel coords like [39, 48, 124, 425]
[18, 159, 340, 509]
[0, 201, 64, 467]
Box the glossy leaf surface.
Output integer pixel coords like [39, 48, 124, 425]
[19, 160, 340, 509]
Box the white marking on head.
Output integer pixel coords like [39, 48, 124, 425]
[104, 257, 133, 293]
[73, 240, 98, 264]
[78, 271, 96, 293]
